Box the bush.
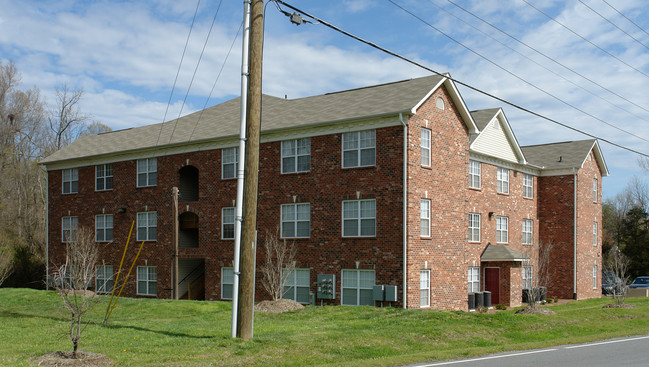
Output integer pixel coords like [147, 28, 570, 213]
[495, 304, 507, 310]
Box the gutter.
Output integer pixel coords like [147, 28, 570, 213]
[399, 113, 408, 309]
[573, 168, 578, 299]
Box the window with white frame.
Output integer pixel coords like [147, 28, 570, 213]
[95, 214, 113, 242]
[522, 265, 533, 290]
[282, 268, 310, 304]
[593, 265, 598, 288]
[62, 168, 79, 194]
[137, 266, 157, 295]
[496, 216, 508, 243]
[468, 213, 480, 242]
[523, 174, 533, 198]
[342, 199, 376, 237]
[469, 160, 481, 189]
[497, 167, 509, 194]
[468, 267, 480, 293]
[420, 270, 430, 307]
[96, 265, 114, 293]
[62, 216, 78, 242]
[222, 207, 235, 239]
[96, 164, 113, 191]
[221, 267, 234, 299]
[522, 219, 533, 245]
[137, 158, 157, 187]
[281, 138, 311, 174]
[281, 203, 310, 238]
[593, 177, 598, 203]
[341, 269, 375, 306]
[136, 212, 157, 241]
[222, 147, 238, 179]
[593, 221, 597, 245]
[421, 128, 431, 167]
[420, 199, 431, 237]
[342, 130, 375, 168]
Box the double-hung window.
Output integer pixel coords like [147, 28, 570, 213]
[281, 138, 310, 173]
[468, 267, 480, 293]
[137, 212, 157, 241]
[282, 268, 310, 304]
[593, 222, 597, 246]
[136, 266, 157, 295]
[62, 168, 79, 194]
[341, 269, 375, 306]
[342, 130, 375, 168]
[593, 178, 598, 203]
[222, 147, 238, 179]
[522, 219, 533, 245]
[523, 174, 533, 198]
[468, 213, 480, 242]
[497, 167, 509, 194]
[420, 199, 431, 237]
[522, 265, 532, 290]
[221, 267, 234, 299]
[96, 164, 113, 191]
[281, 203, 310, 238]
[222, 207, 235, 239]
[496, 216, 508, 243]
[421, 128, 431, 167]
[137, 158, 157, 187]
[96, 265, 114, 293]
[468, 160, 481, 189]
[62, 216, 78, 242]
[95, 214, 113, 242]
[593, 265, 598, 288]
[342, 199, 376, 237]
[420, 270, 430, 307]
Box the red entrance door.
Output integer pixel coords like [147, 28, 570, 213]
[484, 268, 500, 305]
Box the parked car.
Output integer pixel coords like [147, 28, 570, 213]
[602, 271, 621, 295]
[628, 276, 649, 289]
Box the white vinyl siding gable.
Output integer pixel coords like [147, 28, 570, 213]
[471, 118, 519, 162]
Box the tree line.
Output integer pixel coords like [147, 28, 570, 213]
[0, 59, 110, 288]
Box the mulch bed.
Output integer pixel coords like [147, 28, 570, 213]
[514, 307, 556, 315]
[255, 299, 305, 313]
[31, 351, 113, 366]
[602, 303, 636, 309]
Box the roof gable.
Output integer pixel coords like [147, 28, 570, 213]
[521, 139, 609, 176]
[469, 108, 526, 164]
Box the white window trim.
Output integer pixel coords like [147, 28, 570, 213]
[95, 265, 114, 294]
[420, 269, 430, 307]
[421, 128, 431, 167]
[222, 207, 235, 240]
[95, 164, 113, 191]
[221, 267, 234, 300]
[593, 265, 598, 289]
[522, 265, 533, 290]
[341, 269, 375, 306]
[136, 211, 157, 241]
[593, 221, 597, 246]
[282, 268, 311, 304]
[593, 177, 598, 203]
[136, 158, 157, 187]
[497, 167, 509, 194]
[341, 130, 376, 168]
[420, 199, 431, 237]
[468, 213, 480, 242]
[62, 216, 78, 243]
[221, 147, 238, 179]
[522, 219, 533, 245]
[136, 266, 157, 296]
[95, 214, 113, 242]
[469, 160, 481, 189]
[281, 203, 310, 239]
[468, 267, 480, 293]
[62, 168, 79, 194]
[342, 199, 376, 238]
[496, 216, 508, 244]
[281, 138, 311, 174]
[523, 174, 533, 199]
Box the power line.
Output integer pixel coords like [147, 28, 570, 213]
[521, 0, 649, 80]
[577, 0, 649, 51]
[270, 0, 649, 158]
[389, 0, 649, 144]
[156, 0, 202, 147]
[601, 0, 649, 39]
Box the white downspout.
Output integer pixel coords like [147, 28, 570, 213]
[232, 0, 251, 338]
[399, 113, 408, 309]
[573, 169, 578, 299]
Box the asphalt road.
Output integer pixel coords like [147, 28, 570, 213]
[409, 335, 649, 367]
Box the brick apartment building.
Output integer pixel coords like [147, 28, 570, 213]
[41, 75, 608, 310]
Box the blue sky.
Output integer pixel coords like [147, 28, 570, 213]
[1, 0, 648, 199]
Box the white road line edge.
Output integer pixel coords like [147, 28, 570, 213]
[415, 349, 558, 366]
[564, 335, 649, 349]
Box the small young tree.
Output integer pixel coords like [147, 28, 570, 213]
[260, 229, 297, 301]
[523, 241, 553, 310]
[52, 227, 99, 358]
[605, 245, 630, 305]
[0, 245, 13, 286]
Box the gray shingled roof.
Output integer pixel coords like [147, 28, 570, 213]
[41, 75, 445, 164]
[520, 140, 596, 170]
[480, 243, 529, 262]
[470, 108, 500, 131]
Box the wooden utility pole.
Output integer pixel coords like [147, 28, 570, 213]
[237, 0, 264, 339]
[173, 186, 179, 300]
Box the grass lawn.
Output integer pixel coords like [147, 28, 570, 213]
[1, 288, 648, 366]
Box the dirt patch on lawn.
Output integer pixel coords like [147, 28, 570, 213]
[255, 299, 305, 313]
[515, 307, 556, 315]
[602, 303, 636, 309]
[32, 351, 113, 366]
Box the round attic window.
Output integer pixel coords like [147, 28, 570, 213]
[435, 97, 445, 110]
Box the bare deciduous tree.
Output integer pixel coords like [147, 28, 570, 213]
[260, 229, 297, 301]
[47, 84, 91, 152]
[523, 241, 553, 309]
[52, 227, 99, 358]
[604, 245, 630, 305]
[0, 246, 12, 286]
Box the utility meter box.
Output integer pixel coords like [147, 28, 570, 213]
[317, 274, 335, 300]
[384, 285, 398, 302]
[373, 285, 385, 301]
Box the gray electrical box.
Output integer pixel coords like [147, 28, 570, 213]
[317, 274, 335, 299]
[385, 285, 398, 302]
[373, 285, 385, 301]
